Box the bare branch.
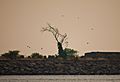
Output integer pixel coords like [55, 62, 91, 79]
[41, 23, 68, 44]
[60, 33, 67, 43]
[64, 41, 69, 47]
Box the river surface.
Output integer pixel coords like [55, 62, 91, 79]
[0, 75, 120, 82]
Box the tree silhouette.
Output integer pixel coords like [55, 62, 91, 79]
[31, 53, 43, 59]
[41, 23, 68, 58]
[64, 48, 78, 57]
[1, 50, 20, 59]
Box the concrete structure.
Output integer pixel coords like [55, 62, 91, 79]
[84, 52, 120, 59]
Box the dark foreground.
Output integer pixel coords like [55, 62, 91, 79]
[0, 59, 120, 75]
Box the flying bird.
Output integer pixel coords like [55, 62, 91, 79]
[61, 15, 64, 17]
[86, 42, 89, 45]
[27, 46, 31, 48]
[91, 28, 94, 30]
[88, 25, 95, 31]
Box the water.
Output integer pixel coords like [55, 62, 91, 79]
[0, 75, 120, 82]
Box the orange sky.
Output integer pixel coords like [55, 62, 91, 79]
[0, 0, 120, 56]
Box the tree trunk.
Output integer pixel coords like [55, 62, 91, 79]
[57, 42, 66, 57]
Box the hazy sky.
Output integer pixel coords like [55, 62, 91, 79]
[0, 0, 120, 56]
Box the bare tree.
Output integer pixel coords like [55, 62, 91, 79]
[41, 23, 68, 57]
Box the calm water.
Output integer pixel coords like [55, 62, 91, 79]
[0, 75, 120, 82]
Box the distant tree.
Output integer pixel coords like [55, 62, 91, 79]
[48, 55, 55, 59]
[39, 54, 43, 59]
[64, 48, 78, 57]
[31, 53, 43, 59]
[64, 48, 78, 60]
[1, 50, 20, 59]
[41, 23, 68, 58]
[27, 56, 31, 58]
[18, 55, 24, 58]
[44, 56, 47, 59]
[1, 53, 9, 59]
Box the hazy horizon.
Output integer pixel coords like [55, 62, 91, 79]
[0, 0, 120, 56]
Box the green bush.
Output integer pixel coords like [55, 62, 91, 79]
[31, 53, 43, 59]
[1, 50, 20, 59]
[64, 48, 78, 57]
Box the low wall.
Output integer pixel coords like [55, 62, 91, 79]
[0, 75, 120, 82]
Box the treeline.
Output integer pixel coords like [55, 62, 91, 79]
[1, 49, 120, 60]
[0, 48, 79, 60]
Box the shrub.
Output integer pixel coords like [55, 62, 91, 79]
[31, 53, 43, 59]
[1, 50, 20, 59]
[64, 48, 78, 57]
